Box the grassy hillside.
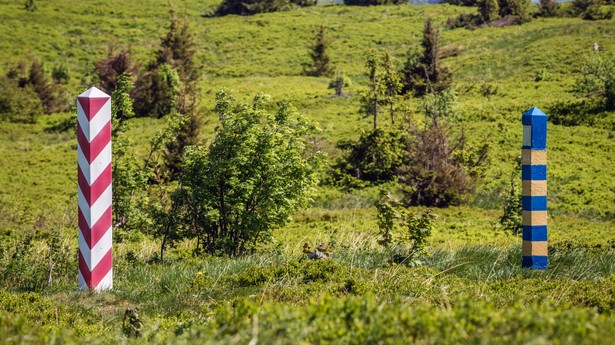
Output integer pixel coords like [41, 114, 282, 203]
[1, 0, 615, 343]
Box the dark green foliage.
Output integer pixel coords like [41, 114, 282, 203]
[110, 72, 149, 238]
[334, 128, 408, 187]
[155, 11, 199, 84]
[163, 110, 202, 180]
[215, 0, 316, 16]
[328, 72, 352, 96]
[498, 0, 532, 22]
[571, 0, 607, 19]
[304, 25, 333, 77]
[401, 19, 452, 97]
[399, 122, 479, 207]
[344, 0, 405, 6]
[443, 0, 479, 6]
[133, 63, 180, 118]
[575, 52, 615, 111]
[446, 13, 483, 29]
[499, 158, 522, 236]
[538, 0, 559, 17]
[172, 90, 322, 256]
[94, 47, 136, 94]
[24, 0, 36, 11]
[478, 0, 500, 23]
[24, 59, 68, 114]
[0, 77, 44, 124]
[133, 12, 199, 118]
[51, 64, 70, 85]
[361, 50, 402, 129]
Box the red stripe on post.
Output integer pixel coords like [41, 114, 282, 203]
[78, 164, 111, 206]
[78, 97, 109, 121]
[78, 203, 112, 248]
[79, 249, 113, 289]
[77, 121, 111, 163]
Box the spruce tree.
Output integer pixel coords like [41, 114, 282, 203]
[304, 25, 333, 77]
[401, 19, 452, 96]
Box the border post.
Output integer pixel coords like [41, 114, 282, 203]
[77, 87, 113, 290]
[521, 107, 548, 270]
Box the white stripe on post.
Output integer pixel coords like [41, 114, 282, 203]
[77, 87, 113, 291]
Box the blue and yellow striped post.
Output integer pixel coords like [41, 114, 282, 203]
[521, 107, 548, 269]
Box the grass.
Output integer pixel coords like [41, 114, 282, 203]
[1, 0, 615, 343]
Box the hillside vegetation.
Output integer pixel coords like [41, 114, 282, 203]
[1, 0, 615, 343]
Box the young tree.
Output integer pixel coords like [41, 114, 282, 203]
[401, 19, 452, 96]
[133, 11, 199, 118]
[304, 25, 333, 77]
[381, 51, 402, 125]
[155, 10, 199, 85]
[361, 50, 385, 130]
[398, 91, 488, 207]
[172, 90, 322, 256]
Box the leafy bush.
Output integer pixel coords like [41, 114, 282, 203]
[333, 128, 408, 188]
[575, 52, 615, 111]
[172, 90, 323, 256]
[0, 77, 44, 124]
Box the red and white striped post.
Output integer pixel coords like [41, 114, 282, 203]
[77, 87, 113, 291]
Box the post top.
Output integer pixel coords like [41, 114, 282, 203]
[78, 86, 109, 99]
[523, 107, 546, 117]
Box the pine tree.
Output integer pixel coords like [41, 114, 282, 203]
[401, 19, 452, 96]
[304, 25, 333, 77]
[155, 10, 199, 84]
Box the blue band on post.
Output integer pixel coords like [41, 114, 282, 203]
[522, 256, 548, 270]
[522, 196, 547, 211]
[522, 165, 546, 180]
[522, 225, 548, 241]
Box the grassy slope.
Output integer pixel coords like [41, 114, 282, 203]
[1, 0, 615, 343]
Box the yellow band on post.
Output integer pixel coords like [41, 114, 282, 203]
[522, 241, 548, 256]
[521, 149, 547, 165]
[522, 180, 547, 196]
[522, 210, 547, 226]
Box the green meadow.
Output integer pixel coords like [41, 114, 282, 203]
[1, 0, 615, 343]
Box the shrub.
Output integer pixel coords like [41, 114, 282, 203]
[575, 52, 615, 111]
[215, 0, 316, 16]
[171, 90, 323, 256]
[132, 63, 181, 118]
[334, 128, 408, 187]
[328, 72, 352, 96]
[0, 77, 44, 124]
[94, 47, 136, 94]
